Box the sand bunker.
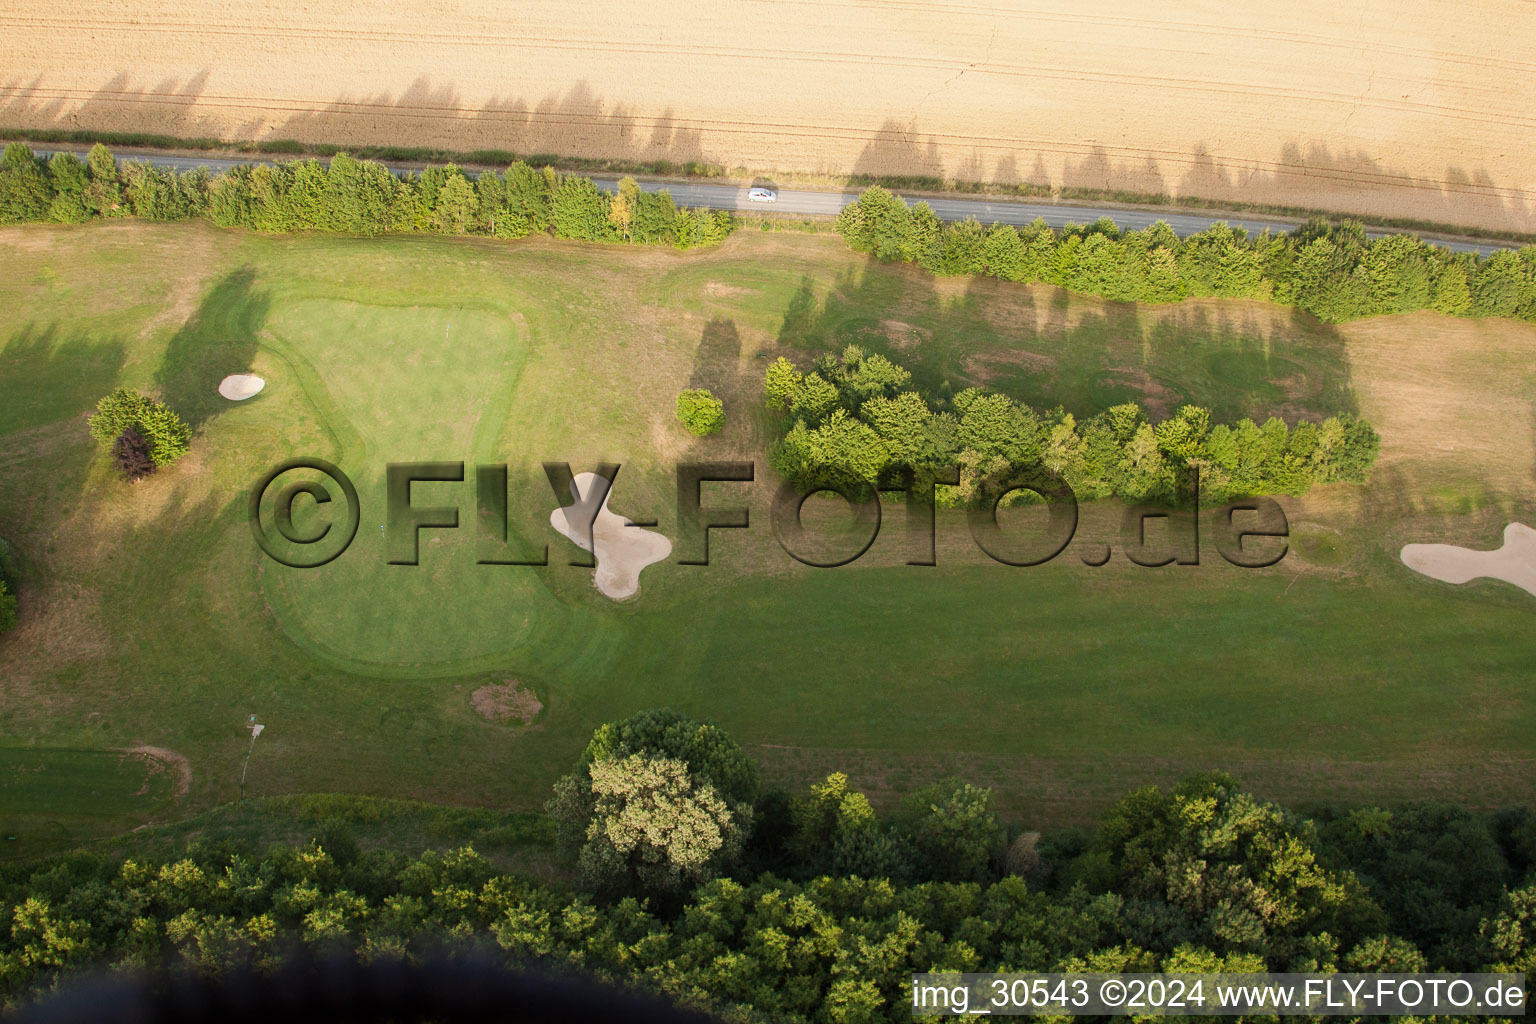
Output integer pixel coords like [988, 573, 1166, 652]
[217, 374, 265, 400]
[1401, 523, 1536, 598]
[550, 472, 672, 601]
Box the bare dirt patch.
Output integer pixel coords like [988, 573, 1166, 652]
[880, 319, 931, 352]
[962, 348, 1057, 384]
[121, 744, 192, 800]
[1098, 367, 1180, 418]
[471, 681, 543, 724]
[704, 281, 758, 299]
[0, 581, 111, 693]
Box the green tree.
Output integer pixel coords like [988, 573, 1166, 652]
[550, 753, 749, 903]
[892, 778, 1004, 883]
[835, 186, 912, 262]
[46, 153, 90, 224]
[499, 162, 553, 237]
[0, 579, 16, 632]
[631, 188, 678, 245]
[675, 388, 726, 436]
[789, 372, 840, 424]
[433, 168, 479, 234]
[1084, 773, 1372, 961]
[1478, 886, 1536, 973]
[84, 143, 123, 217]
[580, 708, 759, 804]
[770, 410, 889, 492]
[1431, 261, 1473, 315]
[550, 176, 613, 241]
[763, 357, 804, 411]
[0, 143, 52, 224]
[862, 391, 937, 468]
[790, 773, 877, 864]
[983, 223, 1026, 281]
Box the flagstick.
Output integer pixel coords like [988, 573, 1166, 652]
[240, 719, 263, 804]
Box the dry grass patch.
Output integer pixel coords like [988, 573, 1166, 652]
[1340, 312, 1536, 497]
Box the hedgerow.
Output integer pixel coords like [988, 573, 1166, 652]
[0, 142, 732, 250]
[835, 185, 1536, 324]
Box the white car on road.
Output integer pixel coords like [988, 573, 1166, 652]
[747, 187, 778, 203]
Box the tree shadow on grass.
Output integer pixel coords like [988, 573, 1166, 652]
[0, 323, 127, 436]
[765, 255, 1360, 425]
[688, 317, 742, 392]
[152, 266, 271, 431]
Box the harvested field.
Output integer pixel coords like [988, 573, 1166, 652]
[3, 1, 1536, 232]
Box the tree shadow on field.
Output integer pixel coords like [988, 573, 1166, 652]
[0, 73, 719, 175]
[0, 324, 127, 436]
[153, 267, 271, 431]
[762, 250, 1358, 426]
[689, 318, 743, 393]
[946, 273, 1360, 424]
[842, 119, 1533, 233]
[6, 57, 1532, 230]
[776, 278, 821, 351]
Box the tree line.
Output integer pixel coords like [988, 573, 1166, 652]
[2, 710, 1533, 1019]
[0, 142, 734, 249]
[835, 186, 1536, 324]
[764, 347, 1379, 507]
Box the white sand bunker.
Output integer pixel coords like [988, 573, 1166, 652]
[217, 374, 265, 400]
[1401, 522, 1536, 598]
[550, 472, 672, 601]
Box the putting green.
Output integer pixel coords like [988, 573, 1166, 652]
[254, 295, 608, 670]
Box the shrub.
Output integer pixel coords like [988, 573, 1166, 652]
[0, 580, 14, 632]
[88, 388, 192, 469]
[111, 426, 155, 481]
[675, 388, 726, 436]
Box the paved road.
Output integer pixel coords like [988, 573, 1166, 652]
[35, 146, 1513, 255]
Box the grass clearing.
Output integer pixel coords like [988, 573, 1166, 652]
[0, 221, 1533, 854]
[0, 746, 177, 861]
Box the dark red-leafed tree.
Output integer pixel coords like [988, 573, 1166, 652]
[112, 426, 155, 481]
